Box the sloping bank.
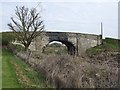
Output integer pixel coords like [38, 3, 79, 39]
[2, 48, 49, 88]
[16, 50, 118, 88]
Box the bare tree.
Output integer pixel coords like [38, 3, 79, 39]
[8, 6, 44, 51]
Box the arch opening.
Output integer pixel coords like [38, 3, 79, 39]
[43, 40, 75, 55]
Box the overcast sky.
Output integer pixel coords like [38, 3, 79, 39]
[0, 0, 119, 39]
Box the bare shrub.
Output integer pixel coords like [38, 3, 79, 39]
[16, 50, 118, 88]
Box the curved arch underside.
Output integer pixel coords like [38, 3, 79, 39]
[48, 40, 76, 55]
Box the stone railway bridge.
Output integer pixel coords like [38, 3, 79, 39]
[29, 31, 102, 56]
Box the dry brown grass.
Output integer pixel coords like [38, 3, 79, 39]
[17, 50, 118, 88]
[11, 61, 31, 87]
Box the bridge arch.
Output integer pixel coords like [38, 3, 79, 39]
[43, 40, 76, 55]
[29, 32, 102, 56]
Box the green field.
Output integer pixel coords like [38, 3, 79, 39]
[2, 49, 48, 88]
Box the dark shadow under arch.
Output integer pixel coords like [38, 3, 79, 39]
[43, 40, 75, 55]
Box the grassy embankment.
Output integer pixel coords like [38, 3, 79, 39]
[2, 49, 48, 88]
[1, 32, 50, 88]
[86, 38, 120, 55]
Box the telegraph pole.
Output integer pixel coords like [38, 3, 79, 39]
[101, 22, 103, 45]
[76, 33, 79, 56]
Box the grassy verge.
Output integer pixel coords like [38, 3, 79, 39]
[86, 38, 120, 55]
[0, 48, 2, 89]
[2, 49, 49, 88]
[2, 49, 21, 88]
